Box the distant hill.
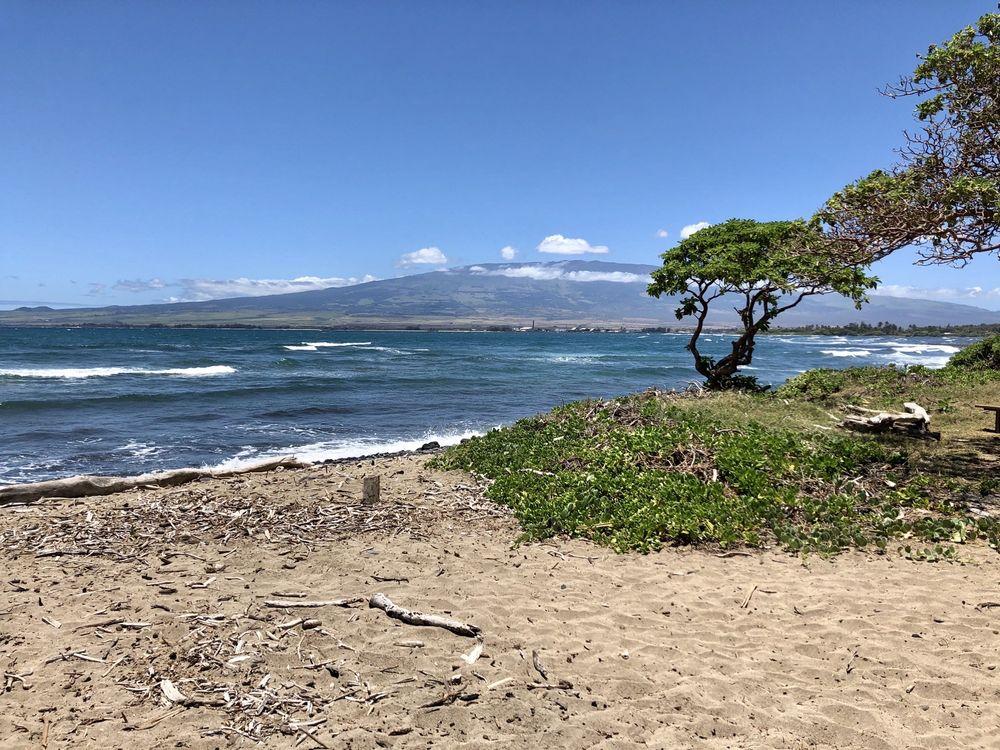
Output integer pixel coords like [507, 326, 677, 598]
[2, 261, 998, 328]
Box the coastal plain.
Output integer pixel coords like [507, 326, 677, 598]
[2, 454, 999, 749]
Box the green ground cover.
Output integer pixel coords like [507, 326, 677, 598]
[434, 337, 999, 559]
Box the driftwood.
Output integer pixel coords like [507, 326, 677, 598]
[264, 597, 364, 609]
[838, 402, 940, 440]
[368, 593, 481, 637]
[0, 456, 307, 505]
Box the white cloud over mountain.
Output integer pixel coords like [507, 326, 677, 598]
[536, 234, 609, 255]
[113, 278, 167, 292]
[168, 275, 376, 302]
[469, 265, 646, 284]
[878, 284, 1000, 309]
[500, 245, 517, 260]
[397, 246, 449, 267]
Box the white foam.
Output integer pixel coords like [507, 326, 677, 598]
[306, 341, 372, 348]
[359, 346, 410, 354]
[879, 352, 953, 369]
[886, 343, 961, 354]
[819, 349, 872, 358]
[778, 336, 849, 345]
[284, 341, 373, 352]
[548, 354, 600, 364]
[207, 429, 483, 472]
[120, 440, 167, 458]
[0, 365, 236, 379]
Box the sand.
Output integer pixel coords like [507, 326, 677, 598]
[2, 454, 999, 749]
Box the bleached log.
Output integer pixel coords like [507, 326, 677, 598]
[369, 593, 481, 638]
[0, 456, 307, 505]
[903, 402, 930, 423]
[839, 401, 938, 439]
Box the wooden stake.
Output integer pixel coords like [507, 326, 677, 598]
[363, 475, 381, 504]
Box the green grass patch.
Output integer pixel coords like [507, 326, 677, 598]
[433, 389, 1000, 557]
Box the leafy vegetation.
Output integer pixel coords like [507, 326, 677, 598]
[777, 337, 1000, 405]
[433, 386, 1000, 558]
[769, 322, 1000, 337]
[817, 13, 999, 265]
[647, 219, 876, 390]
[947, 333, 1000, 371]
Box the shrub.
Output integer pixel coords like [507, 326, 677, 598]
[946, 334, 1000, 371]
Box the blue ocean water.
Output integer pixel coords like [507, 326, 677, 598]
[0, 327, 974, 484]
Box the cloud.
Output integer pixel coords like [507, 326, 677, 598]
[170, 275, 377, 302]
[86, 283, 107, 296]
[656, 229, 669, 238]
[536, 234, 609, 255]
[113, 278, 167, 293]
[500, 245, 517, 260]
[680, 221, 710, 239]
[396, 247, 448, 268]
[468, 265, 646, 284]
[877, 284, 1000, 308]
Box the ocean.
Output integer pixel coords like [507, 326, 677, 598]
[0, 327, 972, 484]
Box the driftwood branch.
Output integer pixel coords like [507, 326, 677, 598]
[368, 593, 481, 638]
[264, 598, 364, 609]
[0, 457, 307, 505]
[838, 402, 939, 440]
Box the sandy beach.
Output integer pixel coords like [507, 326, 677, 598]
[2, 454, 999, 749]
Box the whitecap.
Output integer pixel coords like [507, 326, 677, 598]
[120, 440, 167, 458]
[819, 349, 872, 358]
[887, 343, 961, 354]
[284, 341, 373, 352]
[548, 354, 601, 364]
[306, 341, 372, 347]
[206, 429, 483, 472]
[359, 346, 410, 354]
[0, 365, 236, 379]
[879, 352, 953, 369]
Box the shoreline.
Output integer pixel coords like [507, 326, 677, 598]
[0, 443, 452, 505]
[1, 322, 995, 338]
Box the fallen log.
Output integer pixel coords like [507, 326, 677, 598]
[369, 593, 481, 638]
[0, 456, 307, 505]
[838, 402, 940, 440]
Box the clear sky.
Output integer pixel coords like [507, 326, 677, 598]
[2, 1, 998, 310]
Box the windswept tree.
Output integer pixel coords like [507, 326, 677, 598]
[817, 12, 999, 266]
[648, 219, 876, 390]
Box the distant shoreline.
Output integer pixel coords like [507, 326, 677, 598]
[0, 321, 996, 337]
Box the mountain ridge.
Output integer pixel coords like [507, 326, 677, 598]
[2, 261, 998, 328]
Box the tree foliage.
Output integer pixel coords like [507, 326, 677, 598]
[817, 13, 999, 266]
[648, 219, 876, 389]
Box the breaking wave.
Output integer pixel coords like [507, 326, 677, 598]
[819, 349, 872, 358]
[283, 341, 372, 352]
[0, 365, 236, 379]
[207, 429, 484, 472]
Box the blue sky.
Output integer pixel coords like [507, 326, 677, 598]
[1, 1, 998, 310]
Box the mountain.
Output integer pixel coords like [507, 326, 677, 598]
[2, 261, 998, 328]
